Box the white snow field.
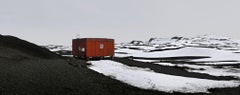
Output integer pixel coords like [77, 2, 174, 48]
[115, 35, 240, 63]
[115, 49, 142, 58]
[147, 62, 240, 79]
[148, 35, 240, 50]
[183, 64, 240, 79]
[43, 45, 71, 51]
[88, 60, 240, 93]
[115, 47, 240, 62]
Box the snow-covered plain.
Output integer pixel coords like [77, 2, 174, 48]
[43, 35, 240, 93]
[116, 35, 240, 62]
[42, 45, 71, 51]
[115, 47, 240, 62]
[148, 35, 240, 50]
[88, 60, 240, 93]
[147, 62, 240, 79]
[190, 68, 240, 79]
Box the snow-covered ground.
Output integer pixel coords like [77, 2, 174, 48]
[146, 62, 240, 79]
[42, 45, 71, 51]
[147, 35, 240, 50]
[44, 35, 240, 93]
[188, 65, 240, 79]
[43, 35, 240, 62]
[117, 35, 240, 57]
[115, 47, 240, 62]
[115, 48, 143, 58]
[88, 60, 240, 93]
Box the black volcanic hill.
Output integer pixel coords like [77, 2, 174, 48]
[0, 34, 166, 95]
[1, 34, 238, 95]
[0, 34, 59, 59]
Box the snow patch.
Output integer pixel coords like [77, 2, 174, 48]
[116, 47, 240, 62]
[88, 60, 240, 93]
[149, 62, 240, 79]
[42, 45, 71, 51]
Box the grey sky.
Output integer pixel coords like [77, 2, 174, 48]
[1, 0, 240, 45]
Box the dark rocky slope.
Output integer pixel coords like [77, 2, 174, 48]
[0, 35, 167, 95]
[0, 34, 239, 95]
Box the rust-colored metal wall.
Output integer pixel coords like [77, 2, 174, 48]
[72, 38, 114, 59]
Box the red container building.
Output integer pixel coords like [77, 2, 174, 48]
[72, 38, 114, 59]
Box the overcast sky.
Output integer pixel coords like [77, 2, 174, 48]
[1, 0, 240, 45]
